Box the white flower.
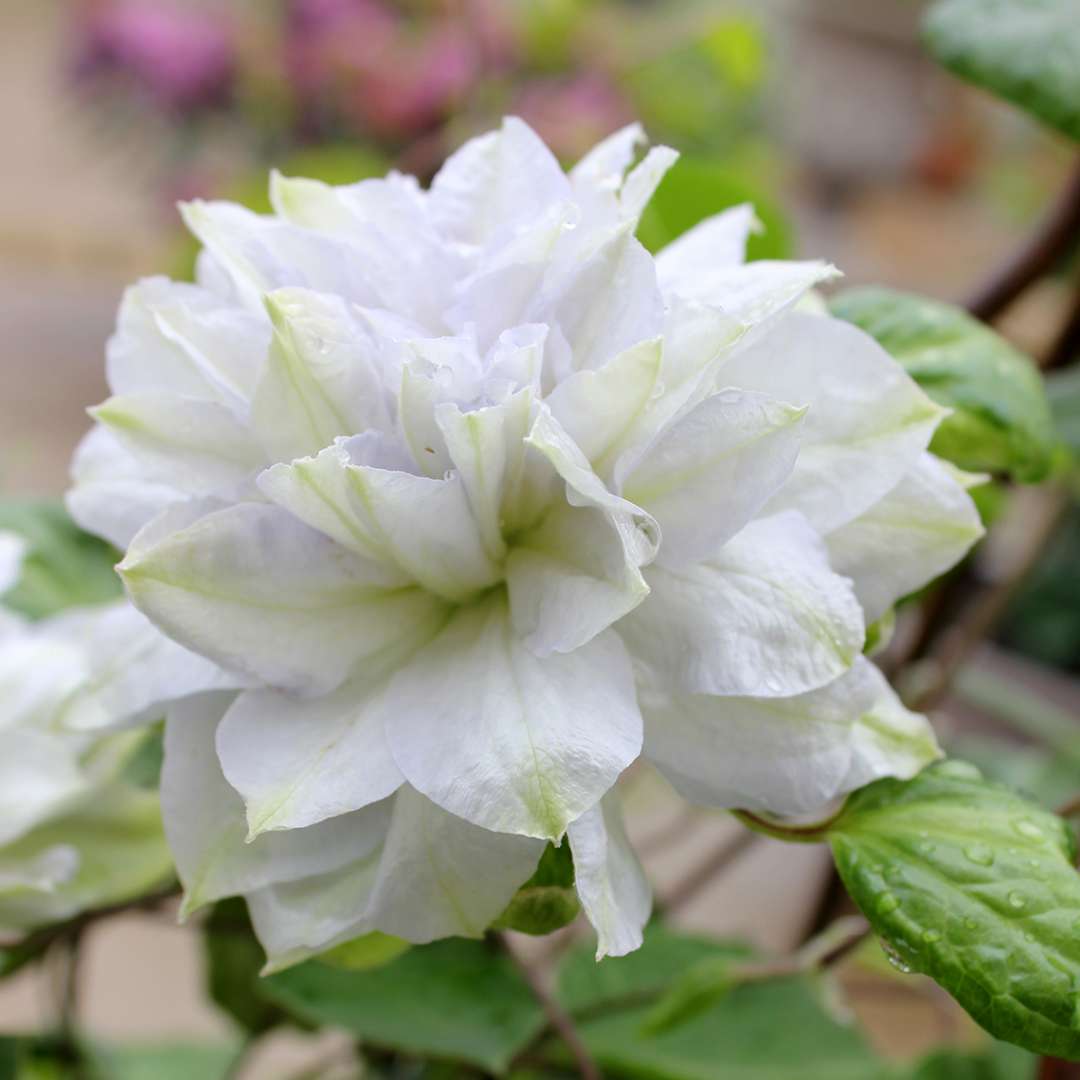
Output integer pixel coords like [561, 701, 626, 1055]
[69, 119, 983, 960]
[0, 532, 230, 931]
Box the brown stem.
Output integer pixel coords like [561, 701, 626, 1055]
[967, 158, 1080, 322]
[1057, 794, 1080, 820]
[0, 882, 180, 978]
[1038, 1057, 1080, 1080]
[1042, 283, 1080, 371]
[499, 932, 601, 1080]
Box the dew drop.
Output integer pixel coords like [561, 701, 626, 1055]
[964, 843, 994, 867]
[964, 918, 978, 931]
[881, 941, 913, 974]
[1008, 891, 1027, 911]
[937, 761, 982, 781]
[877, 893, 899, 914]
[922, 930, 942, 944]
[1014, 819, 1043, 841]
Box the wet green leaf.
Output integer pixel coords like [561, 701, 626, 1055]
[923, 0, 1080, 142]
[828, 761, 1080, 1059]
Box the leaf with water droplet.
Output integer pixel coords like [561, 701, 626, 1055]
[827, 760, 1080, 1060]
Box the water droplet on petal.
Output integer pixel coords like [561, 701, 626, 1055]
[937, 761, 982, 781]
[964, 843, 994, 866]
[1014, 819, 1043, 841]
[1008, 891, 1027, 910]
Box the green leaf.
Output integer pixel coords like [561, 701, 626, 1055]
[88, 1041, 238, 1080]
[828, 760, 1080, 1059]
[202, 898, 283, 1035]
[318, 931, 411, 971]
[0, 499, 120, 619]
[556, 927, 885, 1079]
[637, 155, 792, 263]
[640, 955, 735, 1034]
[1048, 366, 1080, 459]
[262, 938, 544, 1074]
[0, 788, 173, 933]
[494, 842, 580, 936]
[830, 287, 1057, 481]
[908, 1041, 1036, 1079]
[557, 924, 752, 1015]
[923, 0, 1080, 142]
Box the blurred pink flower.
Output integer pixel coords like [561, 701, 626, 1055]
[284, 0, 396, 98]
[348, 23, 479, 140]
[513, 73, 635, 161]
[73, 0, 234, 113]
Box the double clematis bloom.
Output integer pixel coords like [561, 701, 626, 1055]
[0, 531, 228, 931]
[68, 118, 984, 964]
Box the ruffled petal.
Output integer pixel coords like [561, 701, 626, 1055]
[217, 676, 404, 837]
[621, 512, 864, 698]
[622, 389, 805, 566]
[385, 593, 641, 839]
[567, 793, 651, 959]
[720, 313, 947, 531]
[162, 693, 391, 917]
[642, 657, 941, 816]
[120, 502, 448, 695]
[826, 453, 985, 623]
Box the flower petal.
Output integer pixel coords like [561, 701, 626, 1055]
[47, 601, 243, 732]
[642, 657, 941, 816]
[826, 453, 985, 624]
[544, 227, 664, 374]
[429, 117, 570, 248]
[251, 288, 392, 463]
[67, 427, 184, 551]
[106, 276, 267, 408]
[179, 200, 383, 312]
[385, 593, 642, 839]
[655, 203, 759, 287]
[162, 693, 391, 917]
[621, 511, 865, 698]
[622, 388, 805, 566]
[513, 407, 658, 653]
[92, 393, 264, 496]
[545, 338, 662, 474]
[721, 313, 947, 531]
[567, 793, 651, 959]
[435, 387, 535, 562]
[120, 502, 448, 695]
[0, 730, 85, 846]
[661, 256, 839, 325]
[365, 785, 544, 942]
[259, 447, 500, 603]
[216, 676, 404, 837]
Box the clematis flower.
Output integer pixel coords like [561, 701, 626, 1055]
[69, 119, 983, 961]
[0, 531, 230, 931]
